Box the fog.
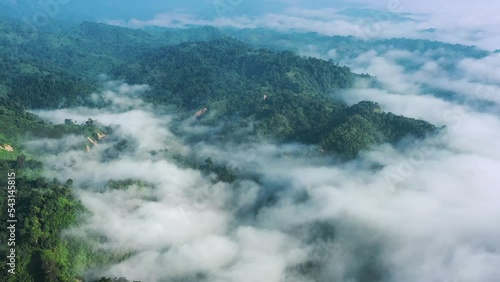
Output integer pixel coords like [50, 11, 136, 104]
[29, 43, 500, 282]
[104, 0, 500, 50]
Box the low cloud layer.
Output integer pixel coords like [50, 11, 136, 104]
[30, 40, 500, 282]
[105, 0, 500, 51]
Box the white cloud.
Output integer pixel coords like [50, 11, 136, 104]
[29, 38, 500, 282]
[107, 0, 500, 50]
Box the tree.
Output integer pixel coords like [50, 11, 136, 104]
[85, 118, 95, 127]
[16, 154, 26, 169]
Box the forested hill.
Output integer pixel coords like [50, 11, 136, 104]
[1, 18, 490, 87]
[0, 17, 438, 158]
[0, 54, 96, 109]
[112, 38, 356, 108]
[0, 16, 442, 281]
[112, 38, 436, 158]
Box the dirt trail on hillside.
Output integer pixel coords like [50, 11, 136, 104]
[0, 144, 14, 152]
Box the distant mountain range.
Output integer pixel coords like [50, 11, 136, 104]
[0, 18, 438, 159]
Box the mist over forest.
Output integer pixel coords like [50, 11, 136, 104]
[0, 1, 499, 282]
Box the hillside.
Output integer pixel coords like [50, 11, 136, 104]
[113, 38, 436, 157]
[0, 96, 116, 282]
[0, 16, 480, 282]
[0, 17, 438, 158]
[1, 18, 490, 102]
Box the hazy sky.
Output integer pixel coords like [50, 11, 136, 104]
[1, 0, 498, 49]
